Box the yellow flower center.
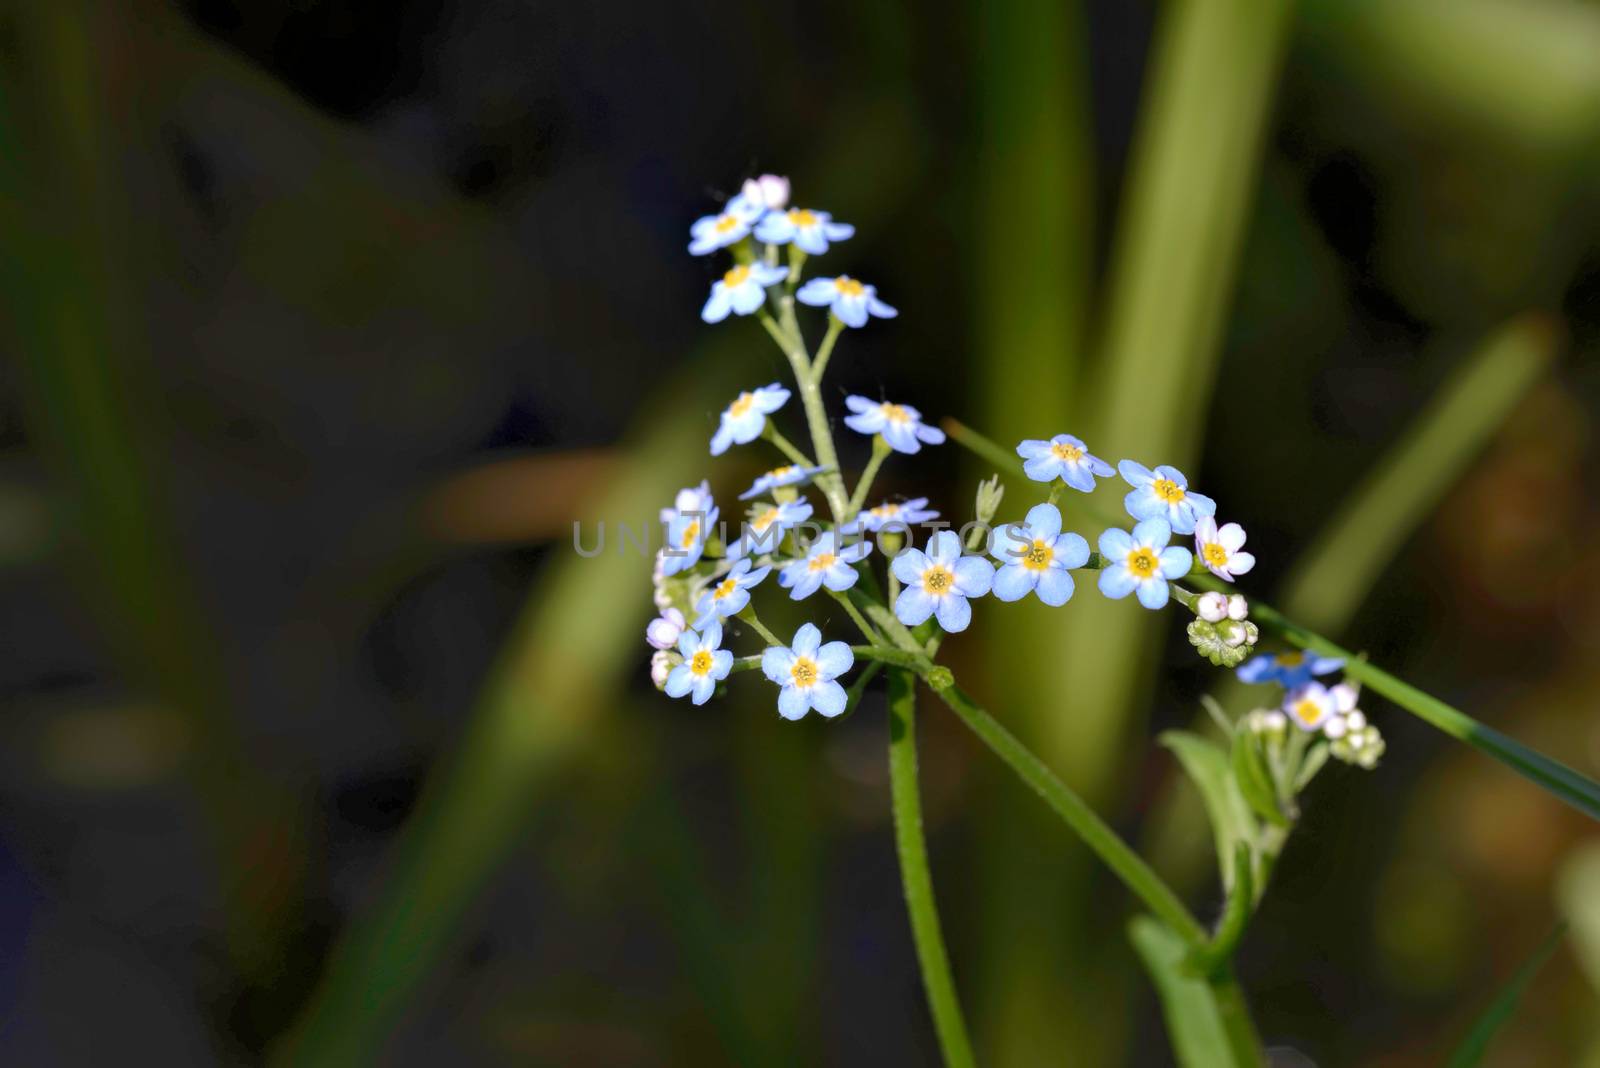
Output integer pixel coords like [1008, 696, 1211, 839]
[1153, 479, 1185, 503]
[1278, 652, 1304, 668]
[768, 466, 795, 480]
[881, 403, 911, 424]
[1023, 539, 1054, 571]
[690, 650, 714, 674]
[714, 214, 742, 234]
[1293, 699, 1322, 726]
[788, 208, 817, 227]
[1050, 441, 1084, 462]
[809, 552, 837, 572]
[729, 391, 755, 418]
[713, 577, 738, 600]
[1127, 547, 1159, 579]
[723, 265, 750, 288]
[923, 564, 954, 593]
[871, 503, 899, 519]
[753, 507, 779, 531]
[791, 657, 818, 687]
[1202, 542, 1230, 567]
[835, 276, 866, 297]
[680, 521, 700, 549]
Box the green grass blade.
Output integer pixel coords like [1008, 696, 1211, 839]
[1447, 923, 1567, 1067]
[1129, 917, 1264, 1068]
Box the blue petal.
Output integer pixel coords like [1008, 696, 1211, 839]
[1098, 527, 1135, 558]
[812, 679, 848, 717]
[934, 593, 971, 632]
[1118, 459, 1154, 487]
[796, 278, 835, 305]
[1124, 488, 1165, 520]
[795, 228, 828, 255]
[702, 285, 732, 323]
[691, 674, 716, 705]
[1131, 517, 1173, 548]
[710, 649, 733, 679]
[926, 531, 962, 565]
[992, 563, 1035, 602]
[787, 571, 823, 600]
[1035, 567, 1075, 607]
[792, 622, 821, 656]
[1016, 439, 1051, 459]
[762, 646, 796, 683]
[952, 555, 995, 597]
[1135, 578, 1170, 610]
[916, 425, 945, 445]
[1235, 656, 1278, 684]
[881, 422, 921, 454]
[728, 282, 765, 315]
[815, 641, 854, 678]
[894, 586, 935, 626]
[1024, 503, 1063, 540]
[665, 665, 693, 698]
[777, 684, 810, 720]
[824, 222, 855, 241]
[1061, 464, 1096, 493]
[1158, 546, 1192, 578]
[1052, 532, 1090, 569]
[891, 548, 929, 583]
[868, 297, 898, 319]
[1098, 566, 1138, 599]
[835, 296, 868, 328]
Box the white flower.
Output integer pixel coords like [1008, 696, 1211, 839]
[646, 607, 687, 650]
[1283, 682, 1337, 732]
[735, 174, 790, 213]
[1227, 594, 1249, 621]
[650, 651, 674, 690]
[1193, 517, 1256, 582]
[1197, 591, 1230, 622]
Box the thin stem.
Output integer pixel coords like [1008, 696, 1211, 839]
[887, 668, 977, 1068]
[928, 680, 1209, 947]
[811, 316, 845, 384]
[759, 308, 849, 521]
[846, 435, 892, 520]
[1209, 967, 1268, 1068]
[851, 644, 931, 673]
[763, 423, 816, 468]
[738, 607, 783, 647]
[831, 591, 883, 646]
[1193, 844, 1253, 974]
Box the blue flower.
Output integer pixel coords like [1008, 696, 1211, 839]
[693, 558, 772, 627]
[754, 208, 856, 255]
[1097, 518, 1192, 610]
[1117, 460, 1216, 535]
[779, 535, 872, 600]
[1016, 434, 1115, 492]
[1236, 650, 1344, 689]
[842, 396, 946, 455]
[688, 202, 761, 256]
[796, 275, 897, 327]
[762, 622, 854, 720]
[664, 621, 734, 705]
[702, 262, 788, 323]
[727, 499, 814, 558]
[990, 503, 1090, 607]
[842, 497, 940, 535]
[891, 530, 993, 633]
[711, 383, 791, 456]
[739, 463, 829, 501]
[659, 485, 720, 578]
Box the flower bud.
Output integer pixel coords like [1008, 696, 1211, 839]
[650, 650, 674, 690]
[742, 174, 790, 211]
[1323, 715, 1348, 740]
[646, 607, 687, 650]
[1197, 591, 1229, 622]
[1227, 594, 1248, 621]
[1344, 710, 1366, 732]
[974, 475, 1005, 528]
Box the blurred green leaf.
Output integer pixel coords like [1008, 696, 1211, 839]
[1230, 731, 1288, 830]
[1129, 917, 1263, 1068]
[1447, 922, 1566, 1068]
[1160, 731, 1258, 893]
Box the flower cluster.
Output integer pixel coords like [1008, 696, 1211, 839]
[646, 174, 1381, 765]
[1237, 651, 1386, 770]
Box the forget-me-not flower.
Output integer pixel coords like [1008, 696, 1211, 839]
[711, 383, 791, 456]
[891, 530, 993, 632]
[664, 621, 734, 706]
[1097, 518, 1192, 610]
[1193, 516, 1256, 582]
[1236, 650, 1344, 689]
[646, 607, 687, 650]
[990, 503, 1090, 607]
[702, 262, 787, 324]
[796, 275, 897, 327]
[1017, 434, 1115, 492]
[688, 202, 760, 256]
[755, 208, 855, 255]
[727, 499, 813, 558]
[1282, 682, 1338, 732]
[730, 174, 790, 216]
[739, 464, 828, 501]
[694, 558, 772, 627]
[659, 486, 720, 578]
[762, 622, 854, 720]
[1118, 460, 1216, 535]
[843, 497, 940, 535]
[843, 396, 946, 455]
[779, 536, 872, 600]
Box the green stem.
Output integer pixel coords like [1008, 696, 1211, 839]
[888, 669, 976, 1068]
[831, 591, 883, 646]
[846, 435, 893, 520]
[928, 680, 1208, 947]
[763, 424, 816, 469]
[1240, 596, 1600, 822]
[1208, 967, 1268, 1068]
[737, 607, 783, 647]
[812, 316, 845, 384]
[759, 308, 849, 521]
[1193, 845, 1253, 974]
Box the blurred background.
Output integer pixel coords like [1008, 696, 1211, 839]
[3, 0, 1600, 1064]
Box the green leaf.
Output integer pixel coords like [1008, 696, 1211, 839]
[1231, 729, 1289, 828]
[1160, 731, 1258, 891]
[1447, 922, 1566, 1067]
[1129, 917, 1263, 1068]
